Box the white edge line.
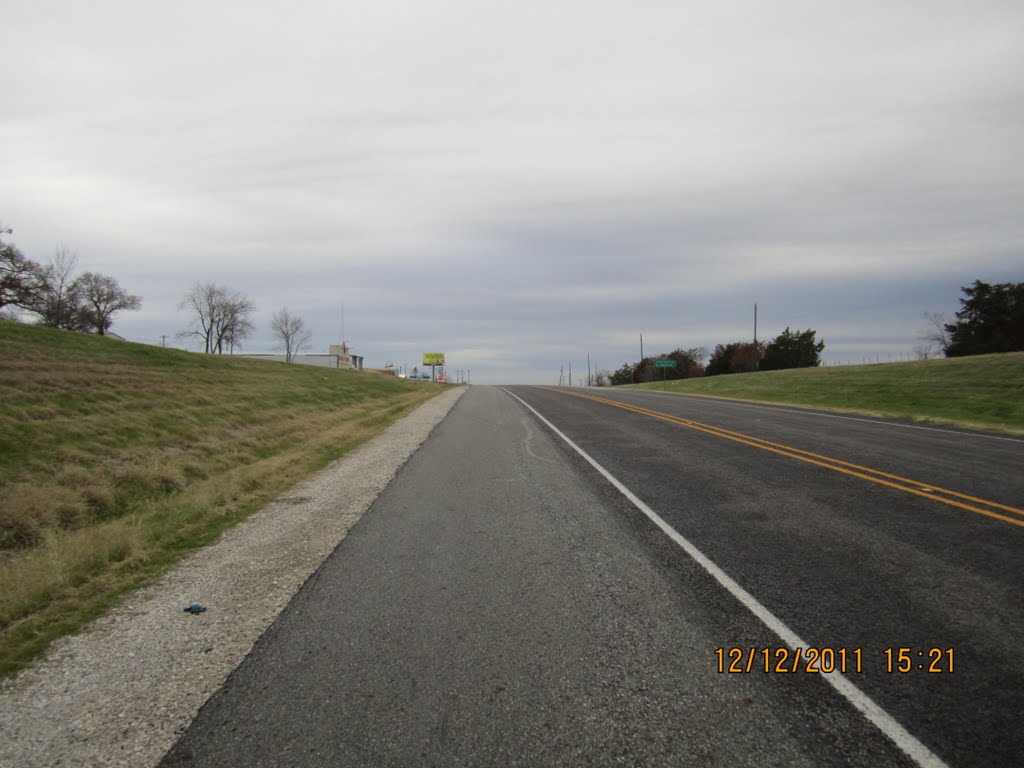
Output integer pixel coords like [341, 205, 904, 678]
[503, 387, 950, 768]
[626, 389, 1024, 444]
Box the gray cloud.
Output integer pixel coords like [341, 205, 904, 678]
[2, 1, 1022, 382]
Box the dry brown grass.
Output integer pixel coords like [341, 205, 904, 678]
[0, 322, 446, 676]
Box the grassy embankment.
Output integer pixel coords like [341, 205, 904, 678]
[624, 352, 1024, 435]
[0, 322, 447, 678]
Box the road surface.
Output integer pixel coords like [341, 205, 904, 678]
[160, 386, 1024, 767]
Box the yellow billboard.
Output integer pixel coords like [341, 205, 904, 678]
[423, 352, 445, 365]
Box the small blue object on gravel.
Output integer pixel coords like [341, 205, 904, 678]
[184, 604, 207, 614]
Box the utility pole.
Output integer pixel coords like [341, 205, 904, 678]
[560, 365, 564, 386]
[587, 353, 591, 387]
[160, 335, 168, 347]
[340, 302, 347, 352]
[640, 332, 644, 361]
[753, 302, 761, 368]
[568, 362, 572, 387]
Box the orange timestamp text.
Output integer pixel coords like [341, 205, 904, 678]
[715, 647, 955, 674]
[716, 646, 863, 674]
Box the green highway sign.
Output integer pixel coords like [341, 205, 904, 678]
[654, 359, 678, 368]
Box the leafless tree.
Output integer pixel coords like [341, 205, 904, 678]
[179, 282, 219, 353]
[179, 282, 256, 354]
[270, 307, 313, 363]
[915, 311, 951, 359]
[72, 272, 142, 335]
[219, 293, 255, 354]
[36, 244, 88, 330]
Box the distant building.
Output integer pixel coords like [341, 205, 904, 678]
[328, 343, 364, 370]
[240, 343, 364, 370]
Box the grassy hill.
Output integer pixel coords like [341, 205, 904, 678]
[623, 352, 1024, 435]
[0, 322, 447, 677]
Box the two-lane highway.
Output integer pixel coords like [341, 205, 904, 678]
[160, 386, 1023, 767]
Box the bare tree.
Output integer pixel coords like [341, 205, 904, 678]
[72, 272, 142, 335]
[179, 282, 255, 354]
[179, 282, 220, 353]
[270, 307, 312, 363]
[916, 311, 951, 359]
[219, 292, 256, 354]
[913, 343, 934, 360]
[36, 244, 89, 330]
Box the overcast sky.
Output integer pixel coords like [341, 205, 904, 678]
[3, 1, 1022, 383]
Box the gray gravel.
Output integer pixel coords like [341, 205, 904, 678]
[0, 387, 465, 768]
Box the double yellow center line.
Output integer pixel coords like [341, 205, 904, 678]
[542, 387, 1024, 529]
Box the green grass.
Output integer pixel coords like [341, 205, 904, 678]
[0, 322, 448, 678]
[622, 352, 1024, 435]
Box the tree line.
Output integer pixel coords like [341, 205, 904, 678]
[1, 227, 141, 335]
[608, 326, 825, 385]
[710, 328, 825, 374]
[179, 281, 312, 362]
[608, 278, 1023, 386]
[2, 221, 312, 361]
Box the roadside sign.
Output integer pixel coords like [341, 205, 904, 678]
[654, 359, 678, 368]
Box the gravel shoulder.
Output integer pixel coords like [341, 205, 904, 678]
[0, 386, 465, 768]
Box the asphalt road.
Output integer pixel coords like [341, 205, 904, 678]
[160, 385, 1024, 767]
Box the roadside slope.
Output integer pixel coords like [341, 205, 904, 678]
[0, 322, 447, 676]
[623, 352, 1024, 435]
[0, 386, 465, 768]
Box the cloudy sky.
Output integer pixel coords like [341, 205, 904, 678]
[3, 1, 1022, 383]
